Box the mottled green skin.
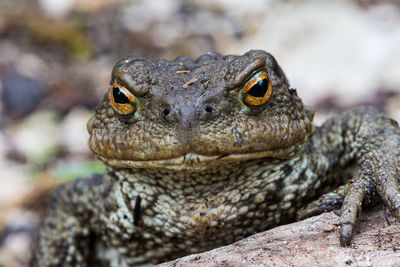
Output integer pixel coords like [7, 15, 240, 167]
[33, 50, 400, 266]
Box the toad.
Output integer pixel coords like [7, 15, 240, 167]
[33, 50, 400, 266]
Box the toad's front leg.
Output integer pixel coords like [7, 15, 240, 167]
[32, 173, 122, 266]
[304, 106, 400, 246]
[337, 108, 400, 245]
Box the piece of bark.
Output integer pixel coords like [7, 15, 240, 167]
[159, 206, 400, 266]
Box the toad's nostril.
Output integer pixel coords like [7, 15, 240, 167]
[162, 108, 170, 117]
[161, 106, 179, 123]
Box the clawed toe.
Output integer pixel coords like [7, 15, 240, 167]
[338, 176, 367, 246]
[338, 223, 354, 246]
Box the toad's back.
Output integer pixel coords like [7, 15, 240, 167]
[34, 50, 400, 266]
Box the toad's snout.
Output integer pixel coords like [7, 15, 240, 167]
[160, 103, 219, 124]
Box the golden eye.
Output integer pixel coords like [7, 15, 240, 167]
[241, 70, 272, 106]
[109, 82, 137, 116]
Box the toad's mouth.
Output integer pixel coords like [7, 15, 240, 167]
[98, 144, 304, 171]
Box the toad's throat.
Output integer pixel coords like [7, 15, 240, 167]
[98, 144, 305, 171]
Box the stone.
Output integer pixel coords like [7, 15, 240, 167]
[159, 206, 400, 266]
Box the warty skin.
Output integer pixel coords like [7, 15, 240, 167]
[33, 50, 400, 266]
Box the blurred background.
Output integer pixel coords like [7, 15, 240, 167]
[0, 0, 400, 265]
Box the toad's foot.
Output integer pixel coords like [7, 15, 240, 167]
[339, 155, 400, 246]
[301, 106, 400, 246]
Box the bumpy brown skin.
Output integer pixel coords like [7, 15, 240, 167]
[33, 50, 400, 266]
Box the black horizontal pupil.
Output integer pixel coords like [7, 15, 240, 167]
[247, 78, 269, 97]
[113, 87, 130, 104]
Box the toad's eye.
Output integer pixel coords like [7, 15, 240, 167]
[109, 82, 137, 116]
[240, 70, 272, 106]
